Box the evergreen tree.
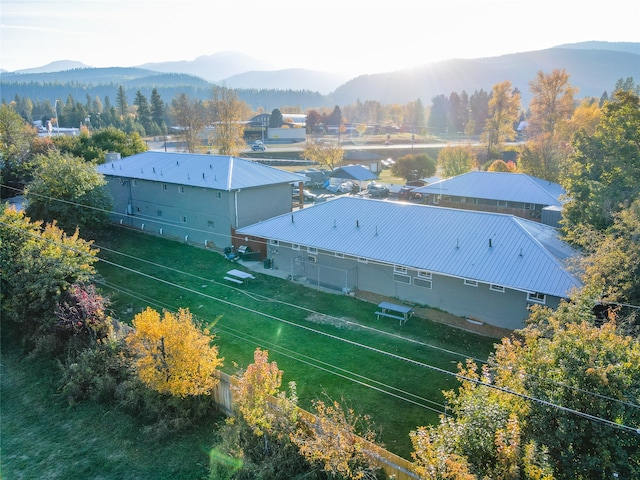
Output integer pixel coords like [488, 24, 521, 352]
[116, 85, 128, 120]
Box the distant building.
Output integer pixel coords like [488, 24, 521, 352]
[413, 171, 566, 225]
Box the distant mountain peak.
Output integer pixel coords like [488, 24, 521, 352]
[15, 60, 91, 74]
[137, 51, 274, 82]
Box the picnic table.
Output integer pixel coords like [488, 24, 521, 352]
[375, 301, 414, 325]
[224, 269, 256, 285]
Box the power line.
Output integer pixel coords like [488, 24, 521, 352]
[92, 238, 640, 412]
[98, 279, 448, 416]
[3, 208, 640, 434]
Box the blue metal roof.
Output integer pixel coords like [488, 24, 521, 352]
[413, 171, 565, 206]
[237, 197, 581, 298]
[97, 151, 306, 190]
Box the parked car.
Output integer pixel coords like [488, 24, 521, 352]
[381, 158, 395, 169]
[292, 188, 317, 201]
[367, 183, 389, 198]
[397, 186, 423, 200]
[251, 143, 266, 151]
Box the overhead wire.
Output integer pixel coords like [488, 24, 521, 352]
[97, 278, 448, 415]
[3, 187, 640, 433]
[2, 219, 639, 435]
[5, 183, 640, 413]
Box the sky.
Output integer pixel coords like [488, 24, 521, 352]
[2, 0, 639, 76]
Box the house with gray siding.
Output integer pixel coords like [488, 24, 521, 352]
[237, 196, 581, 330]
[98, 151, 305, 249]
[412, 171, 566, 225]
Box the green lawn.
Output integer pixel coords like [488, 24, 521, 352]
[1, 226, 500, 479]
[0, 346, 219, 480]
[94, 227, 498, 457]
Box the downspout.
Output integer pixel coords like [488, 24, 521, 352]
[234, 189, 239, 229]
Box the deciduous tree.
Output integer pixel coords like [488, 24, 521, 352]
[561, 90, 640, 234]
[508, 306, 640, 479]
[392, 153, 436, 181]
[527, 69, 576, 140]
[437, 145, 478, 178]
[25, 150, 113, 234]
[89, 126, 147, 158]
[302, 139, 344, 170]
[127, 307, 223, 397]
[482, 81, 521, 155]
[0, 205, 98, 339]
[233, 347, 297, 438]
[171, 93, 206, 153]
[292, 396, 380, 480]
[0, 104, 38, 198]
[209, 86, 249, 156]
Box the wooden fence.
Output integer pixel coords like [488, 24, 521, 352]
[212, 371, 420, 480]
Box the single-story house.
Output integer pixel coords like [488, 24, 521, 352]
[412, 171, 566, 225]
[327, 165, 378, 192]
[236, 197, 582, 330]
[97, 151, 306, 250]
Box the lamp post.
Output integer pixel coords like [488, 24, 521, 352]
[54, 99, 61, 136]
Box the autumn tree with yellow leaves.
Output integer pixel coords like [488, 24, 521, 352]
[233, 347, 297, 438]
[292, 397, 381, 480]
[127, 307, 223, 397]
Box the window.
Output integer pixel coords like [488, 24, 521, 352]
[490, 284, 505, 293]
[162, 183, 168, 191]
[270, 239, 279, 246]
[527, 292, 546, 304]
[308, 255, 317, 263]
[432, 195, 440, 205]
[394, 265, 407, 274]
[417, 270, 432, 279]
[464, 279, 478, 287]
[335, 252, 344, 258]
[132, 180, 138, 187]
[414, 278, 432, 289]
[292, 244, 300, 251]
[156, 210, 162, 217]
[180, 215, 187, 223]
[178, 186, 185, 193]
[207, 220, 214, 228]
[393, 274, 411, 284]
[217, 192, 222, 199]
[307, 246, 317, 254]
[357, 257, 368, 264]
[497, 200, 508, 207]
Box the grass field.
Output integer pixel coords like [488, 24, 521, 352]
[2, 226, 500, 478]
[0, 345, 220, 480]
[95, 228, 498, 454]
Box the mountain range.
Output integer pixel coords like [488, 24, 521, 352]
[2, 42, 638, 109]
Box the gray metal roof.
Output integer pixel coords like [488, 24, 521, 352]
[329, 165, 378, 181]
[237, 197, 581, 298]
[97, 151, 306, 190]
[413, 171, 565, 206]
